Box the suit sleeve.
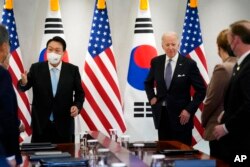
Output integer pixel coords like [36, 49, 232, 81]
[0, 69, 20, 158]
[202, 65, 229, 127]
[73, 66, 85, 112]
[225, 68, 250, 134]
[144, 59, 156, 102]
[185, 61, 206, 115]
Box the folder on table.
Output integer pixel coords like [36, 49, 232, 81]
[174, 159, 216, 167]
[40, 157, 89, 166]
[20, 143, 57, 151]
[158, 149, 199, 155]
[29, 152, 71, 161]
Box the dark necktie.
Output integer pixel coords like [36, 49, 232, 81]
[165, 59, 172, 89]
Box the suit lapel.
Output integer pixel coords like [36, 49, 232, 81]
[170, 55, 185, 88]
[41, 62, 54, 97]
[159, 55, 166, 80]
[55, 62, 65, 97]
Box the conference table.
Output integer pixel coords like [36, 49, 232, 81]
[21, 131, 229, 167]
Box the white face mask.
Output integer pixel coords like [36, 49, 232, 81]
[47, 52, 62, 65]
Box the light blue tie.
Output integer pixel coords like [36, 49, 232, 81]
[51, 68, 59, 97]
[165, 59, 172, 90]
[50, 68, 59, 121]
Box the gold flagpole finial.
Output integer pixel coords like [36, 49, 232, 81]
[190, 0, 198, 8]
[5, 0, 13, 10]
[50, 0, 60, 11]
[97, 0, 106, 9]
[140, 0, 148, 10]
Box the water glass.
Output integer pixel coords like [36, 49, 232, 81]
[120, 135, 130, 149]
[150, 154, 165, 167]
[109, 129, 118, 142]
[133, 143, 145, 160]
[79, 131, 88, 149]
[97, 148, 110, 167]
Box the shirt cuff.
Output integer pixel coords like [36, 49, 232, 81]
[222, 124, 229, 134]
[6, 155, 15, 161]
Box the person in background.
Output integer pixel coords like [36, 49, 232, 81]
[213, 20, 250, 165]
[144, 32, 206, 145]
[2, 52, 25, 134]
[0, 24, 22, 167]
[18, 36, 85, 143]
[201, 29, 236, 158]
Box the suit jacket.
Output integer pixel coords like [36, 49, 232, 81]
[144, 54, 206, 130]
[221, 52, 250, 149]
[0, 65, 21, 163]
[202, 57, 236, 141]
[18, 61, 85, 140]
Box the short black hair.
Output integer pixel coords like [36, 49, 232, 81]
[46, 36, 66, 51]
[0, 24, 9, 45]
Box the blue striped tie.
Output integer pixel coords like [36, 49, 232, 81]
[165, 59, 172, 89]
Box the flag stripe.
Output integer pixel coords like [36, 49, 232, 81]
[84, 62, 126, 131]
[82, 68, 123, 134]
[104, 47, 116, 71]
[82, 79, 113, 133]
[194, 111, 204, 136]
[45, 18, 62, 22]
[17, 107, 32, 135]
[134, 30, 154, 33]
[45, 24, 63, 28]
[8, 66, 31, 112]
[45, 30, 64, 34]
[81, 0, 126, 136]
[11, 50, 24, 73]
[136, 18, 152, 22]
[80, 108, 98, 131]
[84, 99, 110, 134]
[135, 24, 153, 28]
[188, 51, 209, 85]
[2, 7, 32, 142]
[94, 51, 121, 103]
[194, 46, 207, 71]
[180, 0, 209, 145]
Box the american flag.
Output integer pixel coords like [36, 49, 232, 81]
[179, 0, 209, 145]
[80, 0, 126, 137]
[1, 0, 32, 143]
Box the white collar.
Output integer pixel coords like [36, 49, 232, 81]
[166, 53, 179, 62]
[237, 50, 250, 65]
[48, 61, 62, 71]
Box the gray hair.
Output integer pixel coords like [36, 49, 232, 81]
[0, 24, 9, 45]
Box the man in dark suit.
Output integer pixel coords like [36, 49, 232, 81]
[145, 32, 206, 145]
[213, 20, 250, 165]
[0, 24, 22, 167]
[18, 36, 85, 143]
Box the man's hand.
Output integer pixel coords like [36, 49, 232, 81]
[19, 122, 25, 133]
[20, 71, 28, 85]
[179, 109, 190, 125]
[150, 97, 157, 105]
[213, 124, 227, 140]
[70, 106, 79, 117]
